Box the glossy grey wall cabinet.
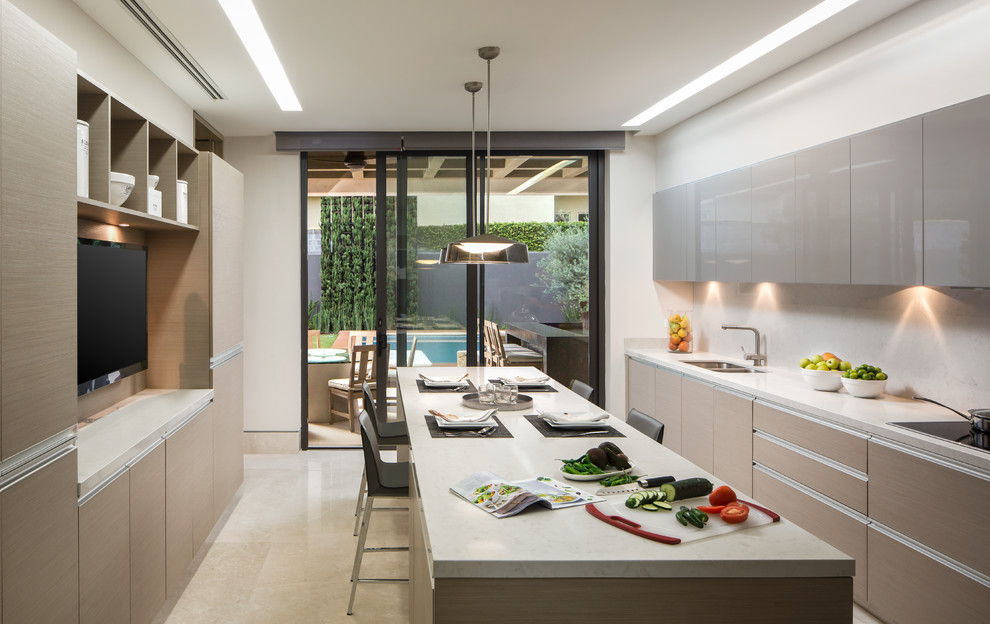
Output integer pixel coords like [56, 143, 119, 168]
[751, 155, 796, 283]
[653, 185, 686, 281]
[715, 168, 752, 282]
[923, 94, 990, 288]
[850, 118, 923, 286]
[694, 177, 717, 281]
[796, 139, 851, 284]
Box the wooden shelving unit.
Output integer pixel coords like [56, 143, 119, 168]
[77, 197, 198, 232]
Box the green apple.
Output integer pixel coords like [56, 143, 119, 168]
[816, 362, 830, 371]
[805, 363, 817, 370]
[839, 361, 852, 371]
[825, 358, 840, 370]
[810, 355, 824, 364]
[799, 358, 811, 368]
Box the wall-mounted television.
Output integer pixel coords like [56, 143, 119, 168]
[77, 238, 148, 397]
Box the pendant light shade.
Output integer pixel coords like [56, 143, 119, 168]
[440, 46, 529, 265]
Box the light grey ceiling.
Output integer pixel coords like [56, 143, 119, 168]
[73, 0, 922, 138]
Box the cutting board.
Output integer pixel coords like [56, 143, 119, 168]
[588, 497, 778, 544]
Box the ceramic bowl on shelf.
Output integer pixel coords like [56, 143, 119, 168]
[109, 171, 135, 206]
[840, 377, 887, 398]
[147, 174, 159, 190]
[801, 368, 843, 392]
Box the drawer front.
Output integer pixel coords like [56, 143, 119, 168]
[868, 439, 990, 577]
[753, 402, 867, 471]
[754, 465, 867, 603]
[753, 434, 867, 514]
[867, 525, 990, 624]
[654, 367, 682, 453]
[626, 358, 656, 417]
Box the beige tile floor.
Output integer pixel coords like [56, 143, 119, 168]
[154, 450, 886, 624]
[153, 451, 408, 624]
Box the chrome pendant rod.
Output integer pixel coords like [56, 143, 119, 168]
[479, 46, 500, 231]
[464, 81, 482, 236]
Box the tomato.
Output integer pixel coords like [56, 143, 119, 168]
[709, 485, 737, 506]
[720, 503, 749, 524]
[696, 505, 725, 514]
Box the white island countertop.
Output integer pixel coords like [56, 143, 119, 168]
[76, 388, 213, 499]
[398, 367, 853, 580]
[625, 347, 990, 472]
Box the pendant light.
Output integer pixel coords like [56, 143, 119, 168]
[441, 46, 529, 264]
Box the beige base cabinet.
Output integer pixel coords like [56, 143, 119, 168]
[79, 471, 130, 624]
[712, 389, 753, 496]
[212, 353, 244, 521]
[1, 447, 78, 624]
[867, 525, 990, 623]
[680, 379, 714, 472]
[654, 367, 682, 453]
[626, 358, 656, 418]
[130, 444, 167, 624]
[165, 405, 214, 596]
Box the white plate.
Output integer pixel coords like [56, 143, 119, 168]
[542, 411, 608, 423]
[423, 379, 469, 388]
[542, 417, 609, 430]
[559, 463, 636, 481]
[433, 413, 496, 429]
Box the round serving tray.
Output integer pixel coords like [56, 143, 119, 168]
[461, 393, 534, 411]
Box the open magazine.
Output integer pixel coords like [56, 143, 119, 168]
[451, 471, 604, 518]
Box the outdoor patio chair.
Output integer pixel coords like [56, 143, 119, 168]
[483, 319, 544, 370]
[328, 343, 377, 432]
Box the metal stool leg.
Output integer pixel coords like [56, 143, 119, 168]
[348, 499, 374, 613]
[353, 468, 366, 536]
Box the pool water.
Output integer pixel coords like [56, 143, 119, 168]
[387, 334, 470, 365]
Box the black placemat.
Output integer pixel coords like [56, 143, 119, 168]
[488, 379, 558, 392]
[523, 415, 625, 438]
[416, 379, 478, 393]
[424, 414, 514, 438]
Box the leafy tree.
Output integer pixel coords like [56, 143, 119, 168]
[535, 228, 589, 322]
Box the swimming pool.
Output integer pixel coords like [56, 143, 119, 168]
[387, 332, 471, 365]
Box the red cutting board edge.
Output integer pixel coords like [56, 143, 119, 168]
[594, 498, 777, 544]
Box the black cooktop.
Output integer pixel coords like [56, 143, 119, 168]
[889, 421, 990, 452]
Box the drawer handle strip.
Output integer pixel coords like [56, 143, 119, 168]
[754, 430, 868, 481]
[754, 463, 869, 524]
[870, 521, 990, 589]
[755, 398, 870, 440]
[871, 436, 990, 482]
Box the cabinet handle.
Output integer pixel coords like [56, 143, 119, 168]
[870, 522, 990, 589]
[754, 430, 867, 481]
[753, 462, 868, 523]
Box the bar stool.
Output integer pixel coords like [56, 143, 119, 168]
[627, 408, 665, 443]
[348, 411, 409, 615]
[353, 382, 408, 535]
[570, 379, 594, 401]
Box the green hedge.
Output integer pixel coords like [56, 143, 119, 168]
[416, 221, 587, 253]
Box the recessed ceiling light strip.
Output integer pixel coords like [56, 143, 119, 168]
[507, 159, 577, 195]
[118, 0, 225, 100]
[624, 0, 862, 127]
[216, 0, 302, 111]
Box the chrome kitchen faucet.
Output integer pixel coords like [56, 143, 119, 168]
[721, 324, 766, 366]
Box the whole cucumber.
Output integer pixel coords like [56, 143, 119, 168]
[658, 477, 714, 502]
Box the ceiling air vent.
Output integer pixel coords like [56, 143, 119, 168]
[118, 0, 225, 100]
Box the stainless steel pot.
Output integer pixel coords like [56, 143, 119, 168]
[914, 397, 990, 433]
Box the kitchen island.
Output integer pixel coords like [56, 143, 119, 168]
[397, 367, 853, 624]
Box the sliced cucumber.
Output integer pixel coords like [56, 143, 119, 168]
[625, 493, 645, 509]
[654, 501, 672, 511]
[641, 503, 660, 512]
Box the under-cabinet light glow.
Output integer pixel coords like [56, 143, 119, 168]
[217, 0, 301, 111]
[623, 0, 862, 127]
[507, 160, 576, 195]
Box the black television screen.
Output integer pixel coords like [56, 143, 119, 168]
[77, 238, 148, 396]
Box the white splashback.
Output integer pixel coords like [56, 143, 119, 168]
[691, 283, 990, 409]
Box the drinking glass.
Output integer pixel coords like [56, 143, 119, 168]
[495, 384, 510, 404]
[506, 385, 519, 404]
[478, 383, 495, 404]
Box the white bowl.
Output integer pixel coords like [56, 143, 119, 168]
[147, 174, 159, 190]
[801, 368, 843, 392]
[109, 171, 135, 206]
[840, 377, 887, 398]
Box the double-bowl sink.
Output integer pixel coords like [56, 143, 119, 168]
[681, 360, 765, 374]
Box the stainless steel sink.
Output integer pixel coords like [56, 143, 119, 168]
[681, 360, 765, 373]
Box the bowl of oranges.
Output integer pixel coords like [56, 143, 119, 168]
[667, 311, 693, 353]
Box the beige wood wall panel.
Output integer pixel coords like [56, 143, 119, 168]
[189, 405, 214, 551]
[208, 154, 245, 354]
[77, 90, 110, 203]
[753, 468, 868, 603]
[713, 389, 753, 495]
[680, 378, 714, 472]
[409, 466, 434, 624]
[753, 402, 867, 472]
[145, 230, 210, 389]
[0, 450, 79, 624]
[110, 117, 149, 213]
[79, 472, 130, 624]
[753, 435, 867, 513]
[212, 355, 243, 520]
[867, 527, 990, 624]
[654, 367, 682, 454]
[434, 576, 851, 624]
[868, 441, 990, 576]
[0, 1, 77, 459]
[625, 359, 656, 417]
[165, 419, 196, 596]
[149, 138, 178, 220]
[130, 443, 166, 624]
